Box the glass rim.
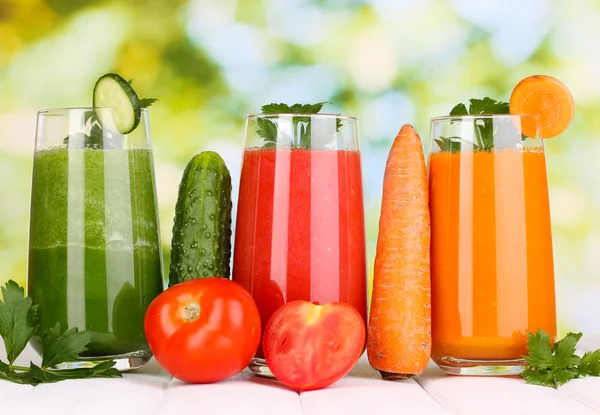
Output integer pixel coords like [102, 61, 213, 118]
[431, 113, 540, 122]
[246, 113, 357, 121]
[37, 107, 149, 115]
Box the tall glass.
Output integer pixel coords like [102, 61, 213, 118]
[429, 114, 556, 375]
[233, 114, 368, 376]
[28, 108, 164, 370]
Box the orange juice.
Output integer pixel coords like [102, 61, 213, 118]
[429, 148, 556, 363]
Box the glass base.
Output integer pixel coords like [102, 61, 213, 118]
[248, 357, 275, 377]
[436, 356, 525, 376]
[53, 349, 153, 372]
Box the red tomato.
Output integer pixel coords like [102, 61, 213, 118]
[144, 278, 261, 383]
[263, 300, 365, 391]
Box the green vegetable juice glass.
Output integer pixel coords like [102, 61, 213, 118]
[27, 108, 164, 370]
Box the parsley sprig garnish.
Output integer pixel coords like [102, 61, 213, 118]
[522, 329, 600, 388]
[0, 280, 121, 385]
[257, 102, 341, 148]
[435, 97, 510, 152]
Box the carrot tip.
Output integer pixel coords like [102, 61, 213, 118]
[378, 370, 412, 381]
[399, 124, 416, 135]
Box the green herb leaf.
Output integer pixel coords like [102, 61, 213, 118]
[468, 97, 509, 115]
[449, 103, 468, 116]
[86, 124, 104, 148]
[553, 332, 583, 369]
[0, 281, 37, 365]
[62, 127, 104, 149]
[579, 350, 600, 377]
[256, 117, 280, 146]
[29, 361, 121, 383]
[299, 122, 311, 148]
[435, 136, 463, 152]
[522, 330, 600, 387]
[140, 98, 158, 108]
[524, 330, 554, 370]
[257, 102, 334, 148]
[261, 103, 294, 114]
[64, 112, 101, 148]
[0, 360, 38, 385]
[40, 323, 92, 369]
[0, 280, 122, 386]
[554, 367, 579, 385]
[469, 98, 509, 151]
[440, 97, 510, 152]
[521, 367, 556, 387]
[261, 102, 330, 114]
[291, 102, 331, 114]
[84, 111, 99, 125]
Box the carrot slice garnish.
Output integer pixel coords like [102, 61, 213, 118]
[509, 75, 574, 139]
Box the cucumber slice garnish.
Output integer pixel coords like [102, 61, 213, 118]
[93, 73, 141, 135]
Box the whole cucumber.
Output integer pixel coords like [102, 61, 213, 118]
[169, 151, 232, 286]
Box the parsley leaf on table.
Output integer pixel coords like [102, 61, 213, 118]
[29, 360, 120, 383]
[0, 280, 121, 385]
[257, 102, 338, 148]
[521, 330, 600, 388]
[40, 324, 92, 369]
[0, 281, 37, 365]
[553, 332, 582, 368]
[520, 366, 555, 387]
[0, 360, 38, 385]
[523, 329, 554, 370]
[579, 350, 600, 376]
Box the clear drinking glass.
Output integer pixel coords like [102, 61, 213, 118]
[429, 114, 557, 375]
[233, 114, 368, 376]
[28, 108, 164, 370]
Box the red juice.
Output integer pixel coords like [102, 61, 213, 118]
[233, 147, 367, 354]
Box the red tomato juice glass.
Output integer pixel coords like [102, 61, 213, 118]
[233, 113, 368, 376]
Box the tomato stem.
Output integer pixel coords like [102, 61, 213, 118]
[184, 302, 200, 322]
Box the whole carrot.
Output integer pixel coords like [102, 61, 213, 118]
[367, 124, 431, 380]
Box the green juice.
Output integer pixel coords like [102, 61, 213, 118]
[28, 147, 164, 357]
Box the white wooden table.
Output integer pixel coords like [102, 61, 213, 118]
[2, 338, 599, 415]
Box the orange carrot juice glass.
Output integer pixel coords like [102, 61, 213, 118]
[429, 114, 556, 375]
[233, 114, 368, 376]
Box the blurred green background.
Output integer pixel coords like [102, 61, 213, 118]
[0, 0, 597, 337]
